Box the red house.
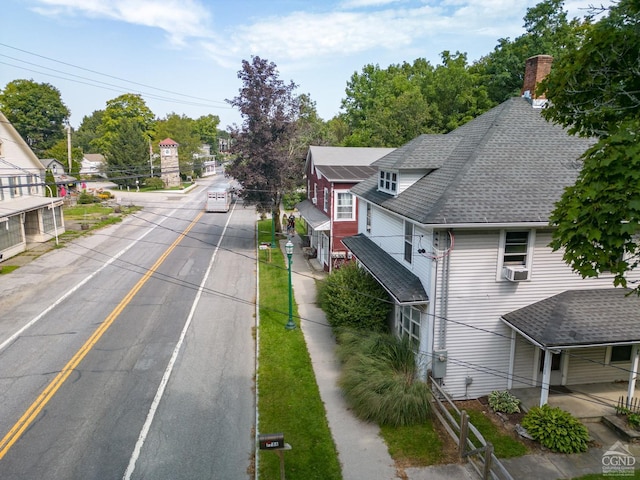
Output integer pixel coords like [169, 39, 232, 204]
[295, 146, 395, 272]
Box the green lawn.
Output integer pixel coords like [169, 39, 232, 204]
[380, 421, 446, 466]
[257, 220, 342, 480]
[465, 408, 528, 458]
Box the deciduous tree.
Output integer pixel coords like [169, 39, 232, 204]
[0, 79, 70, 156]
[226, 56, 303, 227]
[193, 114, 220, 150]
[542, 0, 640, 289]
[93, 93, 155, 154]
[45, 139, 83, 177]
[472, 0, 586, 104]
[154, 113, 201, 178]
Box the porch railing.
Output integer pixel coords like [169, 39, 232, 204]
[429, 377, 514, 480]
[617, 395, 640, 414]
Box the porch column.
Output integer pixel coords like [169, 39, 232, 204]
[539, 349, 553, 407]
[627, 345, 640, 407]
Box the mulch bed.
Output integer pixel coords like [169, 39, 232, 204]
[453, 397, 543, 453]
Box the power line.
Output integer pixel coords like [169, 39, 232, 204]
[4, 189, 637, 406]
[0, 42, 230, 107]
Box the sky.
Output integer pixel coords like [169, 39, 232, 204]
[2, 0, 607, 131]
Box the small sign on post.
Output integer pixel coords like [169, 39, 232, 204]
[258, 433, 292, 480]
[259, 433, 285, 450]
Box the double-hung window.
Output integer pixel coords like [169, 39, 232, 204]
[498, 230, 534, 281]
[503, 231, 529, 266]
[404, 221, 413, 263]
[335, 192, 354, 220]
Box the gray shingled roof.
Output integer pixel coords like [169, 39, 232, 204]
[316, 165, 377, 182]
[351, 98, 595, 225]
[501, 289, 640, 348]
[295, 199, 330, 230]
[342, 234, 428, 304]
[308, 146, 395, 166]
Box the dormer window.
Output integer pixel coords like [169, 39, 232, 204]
[378, 170, 397, 194]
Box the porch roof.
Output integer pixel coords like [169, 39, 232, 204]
[295, 199, 330, 230]
[2, 196, 62, 216]
[342, 233, 428, 305]
[501, 288, 640, 349]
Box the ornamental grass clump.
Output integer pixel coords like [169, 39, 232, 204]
[337, 330, 430, 427]
[521, 404, 590, 453]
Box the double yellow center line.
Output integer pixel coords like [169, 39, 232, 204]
[0, 212, 203, 459]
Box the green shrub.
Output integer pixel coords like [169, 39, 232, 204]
[317, 262, 391, 332]
[521, 404, 589, 453]
[488, 390, 521, 414]
[282, 191, 305, 210]
[146, 177, 165, 190]
[337, 330, 430, 426]
[628, 413, 640, 429]
[78, 191, 99, 204]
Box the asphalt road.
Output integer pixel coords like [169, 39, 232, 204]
[0, 178, 257, 479]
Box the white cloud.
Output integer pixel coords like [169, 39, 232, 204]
[204, 3, 518, 67]
[339, 0, 406, 8]
[30, 0, 610, 72]
[32, 0, 212, 45]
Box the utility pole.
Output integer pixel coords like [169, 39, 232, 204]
[66, 123, 72, 173]
[149, 138, 154, 176]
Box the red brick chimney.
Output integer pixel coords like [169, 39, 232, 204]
[521, 55, 553, 101]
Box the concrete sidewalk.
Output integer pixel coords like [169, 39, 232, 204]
[281, 233, 640, 480]
[282, 234, 474, 480]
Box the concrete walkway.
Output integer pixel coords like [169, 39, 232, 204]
[282, 232, 640, 480]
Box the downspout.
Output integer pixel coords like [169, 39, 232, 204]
[627, 345, 640, 408]
[425, 246, 438, 378]
[438, 232, 450, 350]
[328, 188, 332, 274]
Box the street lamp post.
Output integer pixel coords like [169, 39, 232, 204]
[285, 240, 296, 330]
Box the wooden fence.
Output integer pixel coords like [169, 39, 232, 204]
[429, 377, 514, 480]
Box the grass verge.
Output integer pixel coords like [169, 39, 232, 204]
[257, 220, 342, 480]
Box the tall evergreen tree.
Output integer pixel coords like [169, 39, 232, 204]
[105, 118, 149, 187]
[75, 110, 104, 153]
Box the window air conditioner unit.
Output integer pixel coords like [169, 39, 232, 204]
[503, 266, 529, 282]
[311, 197, 317, 205]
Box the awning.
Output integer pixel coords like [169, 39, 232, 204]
[342, 234, 428, 305]
[1, 196, 62, 217]
[501, 288, 640, 349]
[295, 199, 330, 231]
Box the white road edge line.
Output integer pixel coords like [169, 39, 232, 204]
[0, 209, 178, 353]
[122, 203, 236, 480]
